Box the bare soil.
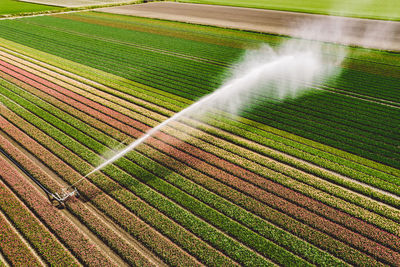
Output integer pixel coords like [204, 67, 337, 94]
[97, 2, 400, 51]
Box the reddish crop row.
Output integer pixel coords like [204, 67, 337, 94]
[143, 135, 400, 264]
[0, 208, 41, 266]
[154, 127, 400, 252]
[11, 55, 399, 239]
[0, 135, 156, 267]
[1, 54, 399, 265]
[0, 155, 115, 266]
[0, 111, 228, 266]
[0, 59, 394, 266]
[0, 158, 78, 266]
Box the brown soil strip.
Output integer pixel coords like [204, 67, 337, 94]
[97, 2, 400, 51]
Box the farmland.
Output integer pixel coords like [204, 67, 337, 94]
[0, 0, 59, 16]
[177, 0, 400, 20]
[0, 6, 399, 267]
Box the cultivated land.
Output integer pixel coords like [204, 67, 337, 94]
[0, 0, 59, 15]
[177, 0, 400, 21]
[0, 7, 399, 267]
[17, 0, 138, 8]
[97, 2, 400, 51]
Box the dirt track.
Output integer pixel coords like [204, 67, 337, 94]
[97, 2, 400, 51]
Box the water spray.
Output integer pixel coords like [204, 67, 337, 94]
[57, 34, 345, 202]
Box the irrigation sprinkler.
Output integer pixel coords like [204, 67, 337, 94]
[51, 187, 80, 205]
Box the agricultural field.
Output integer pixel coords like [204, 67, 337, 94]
[17, 0, 138, 8]
[177, 0, 400, 20]
[0, 7, 399, 267]
[0, 0, 59, 16]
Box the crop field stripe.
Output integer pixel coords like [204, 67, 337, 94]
[0, 86, 378, 267]
[0, 150, 116, 266]
[0, 63, 390, 266]
[0, 112, 217, 267]
[1, 47, 398, 184]
[0, 52, 398, 266]
[0, 16, 395, 168]
[202, 115, 400, 207]
[0, 75, 290, 266]
[0, 30, 396, 180]
[0, 73, 390, 266]
[214, 112, 400, 185]
[0, 62, 390, 266]
[1, 51, 398, 220]
[163, 120, 400, 227]
[3, 49, 400, 219]
[246, 92, 400, 147]
[0, 84, 244, 266]
[0, 37, 192, 109]
[4, 62, 398, 224]
[13, 15, 400, 107]
[0, 40, 400, 182]
[0, 135, 160, 267]
[0, 67, 400, 266]
[0, 198, 44, 267]
[0, 154, 81, 266]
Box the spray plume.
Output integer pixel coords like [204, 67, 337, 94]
[85, 37, 345, 177]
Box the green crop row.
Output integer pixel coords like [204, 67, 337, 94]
[5, 55, 396, 264]
[0, 72, 302, 266]
[0, 57, 380, 265]
[0, 133, 156, 267]
[0, 102, 232, 267]
[0, 77, 279, 265]
[3, 40, 396, 209]
[2, 45, 396, 264]
[3, 38, 396, 191]
[0, 72, 376, 266]
[2, 16, 396, 167]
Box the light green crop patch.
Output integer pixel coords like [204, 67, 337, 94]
[178, 0, 400, 21]
[0, 0, 59, 15]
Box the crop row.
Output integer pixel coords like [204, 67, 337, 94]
[0, 63, 370, 265]
[9, 21, 395, 167]
[0, 203, 42, 266]
[1, 36, 398, 218]
[1, 57, 398, 217]
[0, 67, 298, 266]
[0, 134, 157, 267]
[201, 114, 400, 207]
[3, 50, 400, 222]
[0, 24, 396, 171]
[0, 154, 112, 266]
[4, 54, 399, 251]
[249, 90, 400, 145]
[1, 48, 398, 224]
[0, 65, 396, 266]
[0, 111, 209, 267]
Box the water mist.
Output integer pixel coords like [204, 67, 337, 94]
[85, 37, 345, 177]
